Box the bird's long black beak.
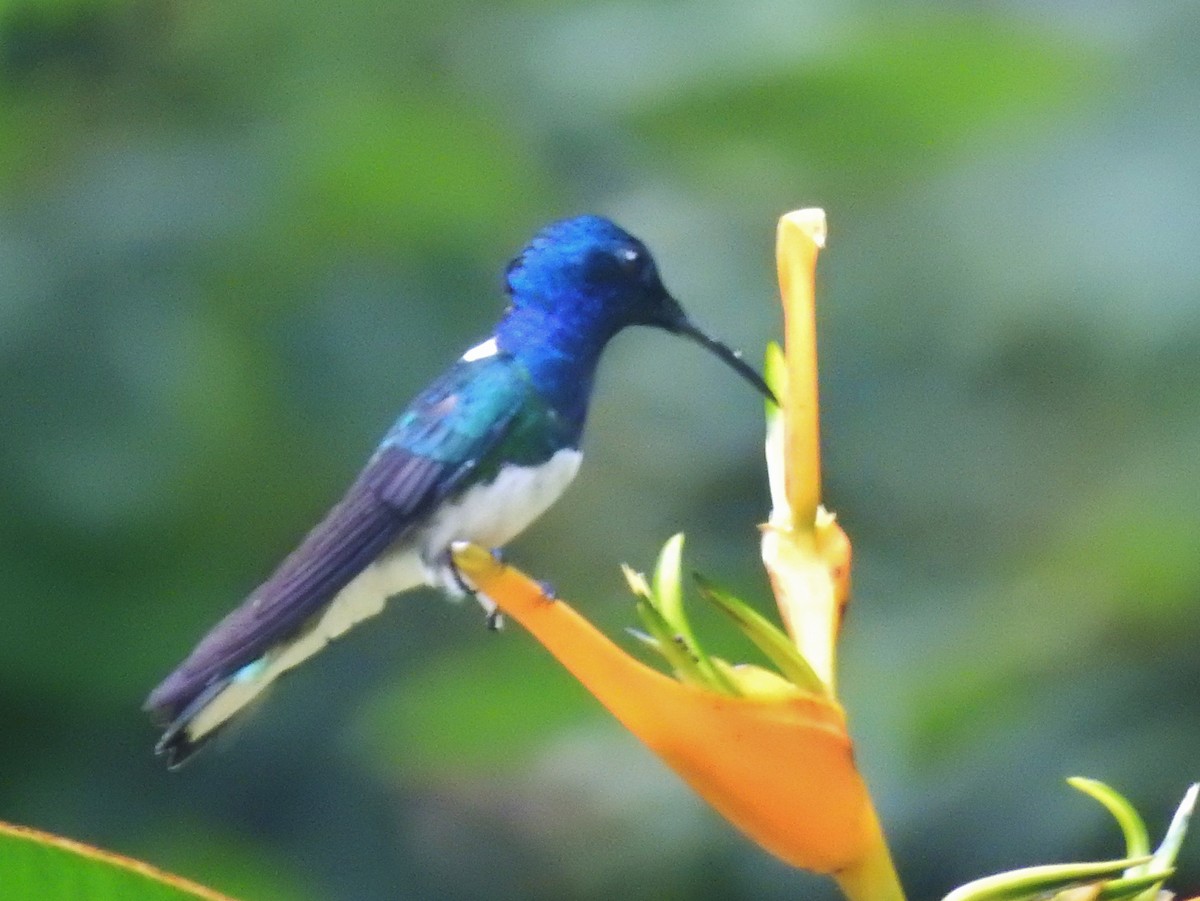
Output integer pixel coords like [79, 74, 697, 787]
[661, 299, 776, 403]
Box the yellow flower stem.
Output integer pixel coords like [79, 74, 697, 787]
[834, 805, 907, 901]
[777, 208, 825, 527]
[769, 208, 907, 901]
[764, 208, 845, 691]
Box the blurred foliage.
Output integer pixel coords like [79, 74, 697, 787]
[1, 1, 1199, 899]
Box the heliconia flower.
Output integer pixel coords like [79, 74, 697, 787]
[452, 538, 878, 875]
[452, 209, 904, 900]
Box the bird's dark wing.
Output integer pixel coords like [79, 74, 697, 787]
[145, 354, 536, 760]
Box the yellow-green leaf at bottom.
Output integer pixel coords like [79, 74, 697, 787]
[0, 820, 235, 901]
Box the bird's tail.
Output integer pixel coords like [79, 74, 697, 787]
[146, 650, 288, 768]
[146, 548, 426, 768]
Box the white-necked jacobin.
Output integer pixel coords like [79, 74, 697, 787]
[146, 214, 772, 768]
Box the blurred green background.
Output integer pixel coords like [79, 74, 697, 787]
[2, 1, 1198, 898]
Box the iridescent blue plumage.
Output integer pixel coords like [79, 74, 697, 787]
[146, 215, 772, 767]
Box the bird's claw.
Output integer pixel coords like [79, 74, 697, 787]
[447, 555, 475, 597]
[483, 548, 513, 627]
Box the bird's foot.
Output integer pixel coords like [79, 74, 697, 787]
[446, 553, 476, 598]
[436, 546, 508, 629]
[481, 548, 508, 629]
[537, 580, 558, 601]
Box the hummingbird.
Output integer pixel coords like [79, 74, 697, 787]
[145, 214, 772, 768]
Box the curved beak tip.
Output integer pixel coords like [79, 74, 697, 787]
[670, 313, 776, 404]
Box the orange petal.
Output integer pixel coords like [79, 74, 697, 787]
[452, 543, 873, 873]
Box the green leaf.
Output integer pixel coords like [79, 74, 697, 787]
[634, 596, 715, 691]
[0, 821, 234, 901]
[643, 539, 734, 695]
[942, 857, 1151, 901]
[763, 341, 787, 411]
[1094, 870, 1170, 900]
[620, 564, 653, 600]
[693, 573, 827, 696]
[651, 534, 691, 647]
[1067, 777, 1150, 861]
[623, 627, 660, 652]
[1144, 783, 1198, 880]
[763, 342, 790, 524]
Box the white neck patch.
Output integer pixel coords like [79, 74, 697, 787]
[461, 337, 500, 362]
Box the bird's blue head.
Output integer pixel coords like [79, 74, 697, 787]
[504, 215, 676, 337]
[499, 215, 772, 408]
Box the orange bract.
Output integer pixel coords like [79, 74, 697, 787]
[450, 544, 871, 873]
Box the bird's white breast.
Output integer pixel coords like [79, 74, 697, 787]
[416, 447, 582, 592]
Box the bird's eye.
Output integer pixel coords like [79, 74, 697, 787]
[615, 246, 644, 275]
[582, 246, 653, 285]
